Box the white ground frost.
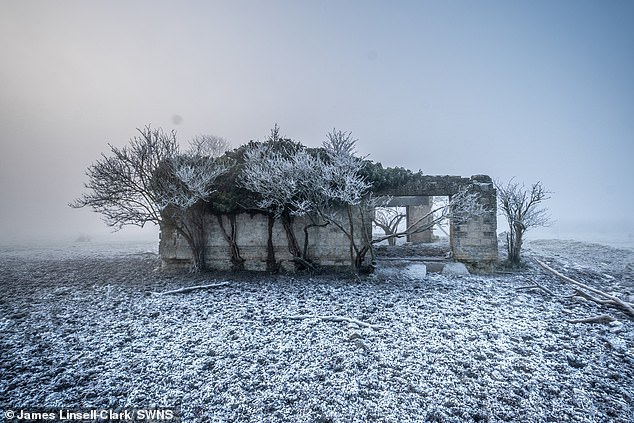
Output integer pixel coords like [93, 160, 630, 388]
[1, 239, 633, 422]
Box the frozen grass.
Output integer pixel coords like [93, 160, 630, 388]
[1, 240, 633, 422]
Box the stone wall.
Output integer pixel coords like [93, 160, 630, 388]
[160, 209, 371, 271]
[450, 176, 498, 263]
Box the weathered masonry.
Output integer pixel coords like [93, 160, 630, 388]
[374, 174, 498, 263]
[159, 210, 369, 271]
[159, 174, 498, 271]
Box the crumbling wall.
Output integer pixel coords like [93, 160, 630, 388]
[160, 209, 370, 271]
[450, 176, 498, 263]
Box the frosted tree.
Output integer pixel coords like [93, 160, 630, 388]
[154, 152, 228, 271]
[239, 127, 321, 268]
[189, 134, 230, 158]
[71, 126, 228, 272]
[496, 179, 551, 265]
[240, 144, 305, 216]
[240, 126, 375, 270]
[311, 129, 373, 270]
[373, 207, 406, 246]
[320, 129, 371, 207]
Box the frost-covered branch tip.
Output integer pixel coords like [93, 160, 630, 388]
[157, 155, 228, 210]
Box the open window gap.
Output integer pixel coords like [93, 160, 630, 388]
[373, 196, 451, 260]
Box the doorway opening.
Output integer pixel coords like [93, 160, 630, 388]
[372, 196, 452, 265]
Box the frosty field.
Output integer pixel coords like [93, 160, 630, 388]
[1, 240, 633, 422]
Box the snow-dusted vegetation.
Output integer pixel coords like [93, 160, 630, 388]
[1, 240, 633, 422]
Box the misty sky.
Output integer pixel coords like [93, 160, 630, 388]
[1, 0, 633, 243]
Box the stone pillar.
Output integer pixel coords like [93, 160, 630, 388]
[406, 196, 433, 243]
[451, 175, 498, 264]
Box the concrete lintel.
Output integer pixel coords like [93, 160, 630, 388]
[373, 175, 473, 197]
[383, 196, 431, 207]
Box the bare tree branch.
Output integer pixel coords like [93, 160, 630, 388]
[535, 258, 634, 319]
[156, 282, 230, 295]
[70, 126, 178, 229]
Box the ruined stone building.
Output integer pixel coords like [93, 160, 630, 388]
[159, 174, 497, 271]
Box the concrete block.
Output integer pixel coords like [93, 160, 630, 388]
[404, 264, 427, 279]
[442, 262, 470, 276]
